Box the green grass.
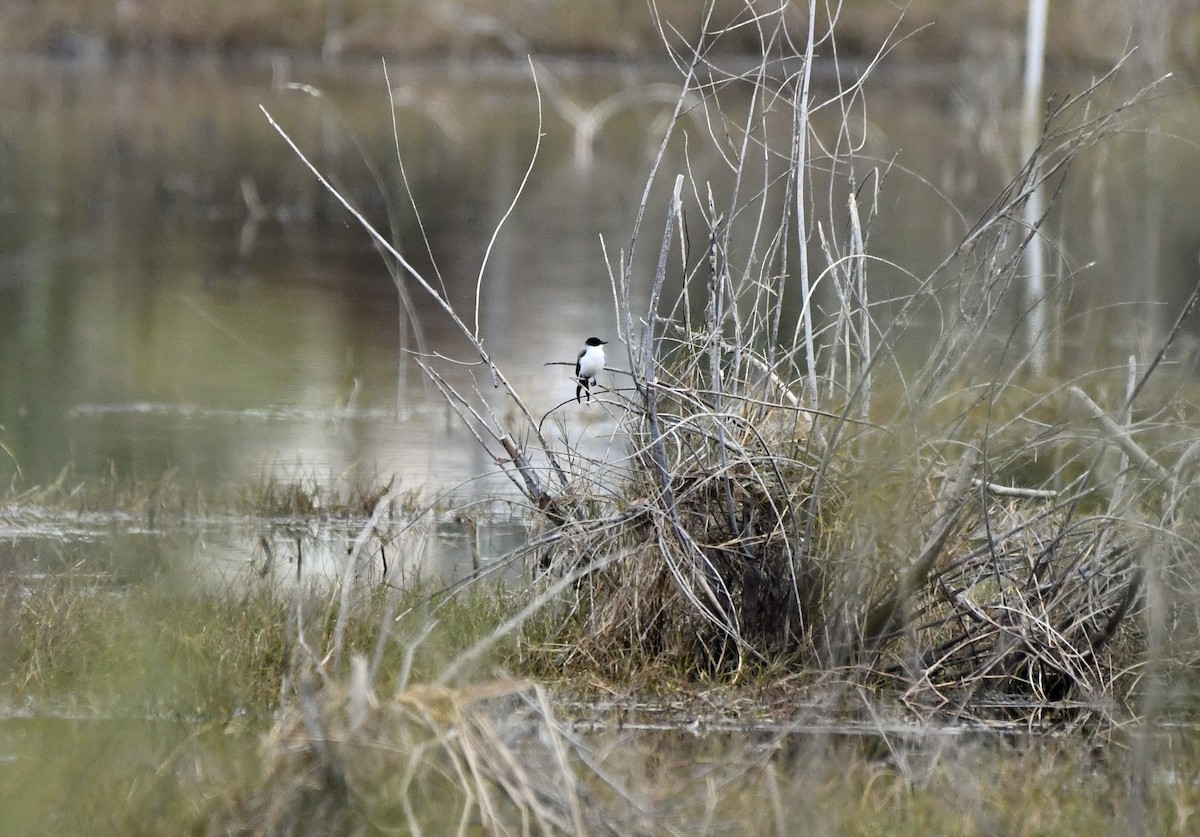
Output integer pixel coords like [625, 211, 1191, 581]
[0, 561, 532, 720]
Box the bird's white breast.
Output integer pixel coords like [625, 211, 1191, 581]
[578, 346, 605, 378]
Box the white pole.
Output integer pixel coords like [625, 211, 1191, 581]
[1021, 0, 1050, 374]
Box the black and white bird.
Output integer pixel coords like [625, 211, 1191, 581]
[575, 337, 608, 403]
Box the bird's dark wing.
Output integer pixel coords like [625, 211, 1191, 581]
[575, 349, 585, 377]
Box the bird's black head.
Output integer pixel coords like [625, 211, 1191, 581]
[584, 337, 608, 346]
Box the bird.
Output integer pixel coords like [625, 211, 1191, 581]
[575, 337, 608, 402]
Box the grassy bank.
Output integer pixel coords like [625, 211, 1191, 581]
[0, 555, 1195, 833]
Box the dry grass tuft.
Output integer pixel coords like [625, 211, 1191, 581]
[544, 339, 1146, 723]
[207, 669, 647, 835]
[892, 501, 1142, 712]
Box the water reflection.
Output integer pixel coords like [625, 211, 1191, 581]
[0, 498, 530, 589]
[0, 56, 1197, 503]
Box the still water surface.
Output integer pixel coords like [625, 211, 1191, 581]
[2, 55, 1199, 577]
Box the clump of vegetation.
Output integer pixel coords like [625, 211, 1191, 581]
[248, 0, 1194, 731]
[554, 377, 1146, 719]
[205, 676, 611, 834]
[492, 5, 1169, 728]
[0, 568, 288, 716]
[241, 468, 413, 519]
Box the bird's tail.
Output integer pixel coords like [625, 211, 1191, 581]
[576, 379, 588, 403]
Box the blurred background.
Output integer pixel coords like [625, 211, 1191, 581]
[0, 0, 1198, 497]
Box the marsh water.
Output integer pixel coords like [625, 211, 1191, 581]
[3, 53, 1200, 581]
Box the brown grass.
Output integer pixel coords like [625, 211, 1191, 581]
[205, 674, 625, 834]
